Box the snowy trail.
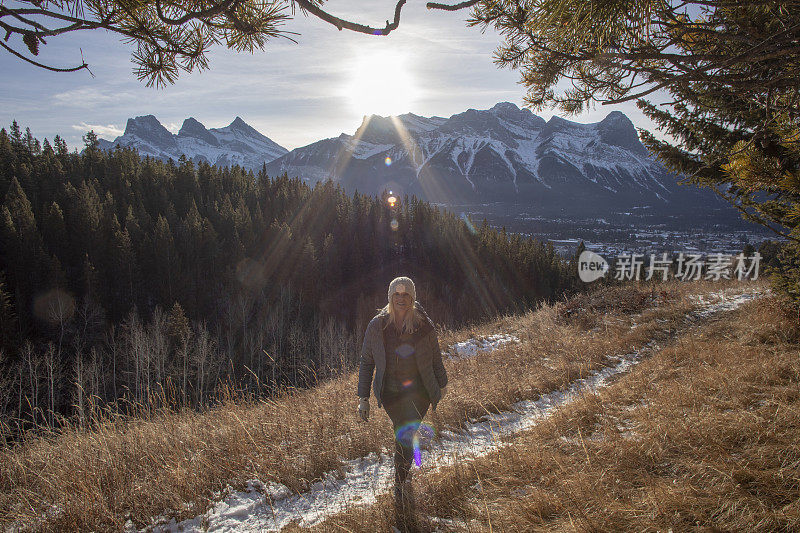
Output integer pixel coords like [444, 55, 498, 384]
[147, 287, 766, 533]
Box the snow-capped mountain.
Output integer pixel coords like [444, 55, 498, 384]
[265, 102, 724, 214]
[96, 104, 726, 215]
[97, 115, 288, 171]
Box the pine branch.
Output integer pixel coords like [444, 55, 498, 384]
[153, 0, 242, 26]
[0, 39, 89, 72]
[708, 183, 800, 243]
[295, 0, 406, 35]
[427, 1, 481, 11]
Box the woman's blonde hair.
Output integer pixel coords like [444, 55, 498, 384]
[380, 300, 421, 334]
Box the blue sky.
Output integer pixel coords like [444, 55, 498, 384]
[0, 1, 657, 151]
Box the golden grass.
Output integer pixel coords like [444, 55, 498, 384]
[0, 279, 766, 531]
[309, 280, 797, 532]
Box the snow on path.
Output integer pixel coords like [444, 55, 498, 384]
[146, 287, 766, 533]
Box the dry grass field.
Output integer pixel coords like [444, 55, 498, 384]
[1, 279, 785, 532]
[301, 280, 798, 532]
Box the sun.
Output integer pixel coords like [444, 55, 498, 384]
[346, 49, 419, 116]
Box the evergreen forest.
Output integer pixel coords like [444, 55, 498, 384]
[0, 121, 578, 433]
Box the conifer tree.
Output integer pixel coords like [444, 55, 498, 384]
[0, 128, 12, 165]
[8, 121, 21, 147]
[152, 215, 178, 305]
[42, 202, 67, 262]
[466, 0, 800, 302]
[0, 271, 18, 350]
[167, 301, 190, 345]
[52, 136, 69, 158]
[23, 128, 37, 155]
[41, 139, 53, 156]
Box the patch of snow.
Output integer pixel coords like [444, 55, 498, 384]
[399, 113, 448, 134]
[347, 140, 394, 160]
[448, 334, 520, 359]
[497, 149, 519, 191]
[689, 286, 768, 318]
[7, 504, 65, 532]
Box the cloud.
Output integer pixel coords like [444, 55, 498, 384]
[53, 87, 130, 107]
[71, 122, 123, 139]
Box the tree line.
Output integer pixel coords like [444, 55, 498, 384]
[0, 121, 578, 433]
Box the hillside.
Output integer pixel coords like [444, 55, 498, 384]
[0, 126, 576, 432]
[2, 278, 791, 532]
[301, 281, 796, 532]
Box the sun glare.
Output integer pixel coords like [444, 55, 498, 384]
[347, 50, 418, 116]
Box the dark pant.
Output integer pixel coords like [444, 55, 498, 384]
[383, 387, 430, 485]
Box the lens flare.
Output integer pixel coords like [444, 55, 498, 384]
[395, 421, 419, 447]
[388, 195, 397, 207]
[395, 421, 436, 468]
[417, 423, 435, 441]
[460, 212, 476, 235]
[33, 289, 75, 324]
[396, 343, 414, 358]
[385, 157, 392, 166]
[390, 218, 399, 231]
[401, 379, 414, 388]
[236, 257, 266, 289]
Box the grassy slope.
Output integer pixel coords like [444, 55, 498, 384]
[1, 280, 781, 531]
[304, 281, 799, 532]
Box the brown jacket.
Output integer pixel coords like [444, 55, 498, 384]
[357, 303, 448, 409]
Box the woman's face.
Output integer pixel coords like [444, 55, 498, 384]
[392, 291, 413, 313]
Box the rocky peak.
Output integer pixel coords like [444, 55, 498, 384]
[490, 101, 546, 131]
[99, 114, 287, 169]
[354, 115, 403, 145]
[598, 111, 646, 155]
[124, 115, 177, 149]
[229, 116, 249, 129]
[539, 115, 575, 139]
[226, 116, 263, 138]
[178, 117, 219, 146]
[491, 101, 520, 113]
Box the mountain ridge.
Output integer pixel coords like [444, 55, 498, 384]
[264, 102, 723, 214]
[96, 104, 727, 215]
[97, 115, 288, 171]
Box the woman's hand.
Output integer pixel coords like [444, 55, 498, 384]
[358, 397, 369, 422]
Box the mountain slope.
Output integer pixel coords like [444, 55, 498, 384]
[2, 279, 776, 532]
[298, 285, 784, 532]
[265, 103, 724, 214]
[95, 105, 727, 216]
[97, 115, 288, 171]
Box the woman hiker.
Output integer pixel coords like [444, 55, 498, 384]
[357, 276, 448, 527]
